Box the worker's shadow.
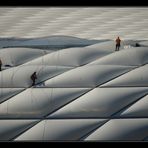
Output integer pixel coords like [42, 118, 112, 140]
[35, 82, 45, 87]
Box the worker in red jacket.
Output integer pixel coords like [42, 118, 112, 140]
[115, 36, 121, 51]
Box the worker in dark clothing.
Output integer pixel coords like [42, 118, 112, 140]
[0, 58, 2, 71]
[135, 43, 140, 47]
[115, 36, 121, 51]
[31, 72, 37, 86]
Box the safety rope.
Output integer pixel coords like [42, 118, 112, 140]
[0, 56, 3, 115]
[8, 49, 15, 115]
[30, 49, 47, 117]
[42, 119, 46, 140]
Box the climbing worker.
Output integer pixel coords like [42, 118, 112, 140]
[30, 72, 37, 86]
[0, 58, 2, 71]
[135, 43, 140, 47]
[115, 36, 121, 51]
